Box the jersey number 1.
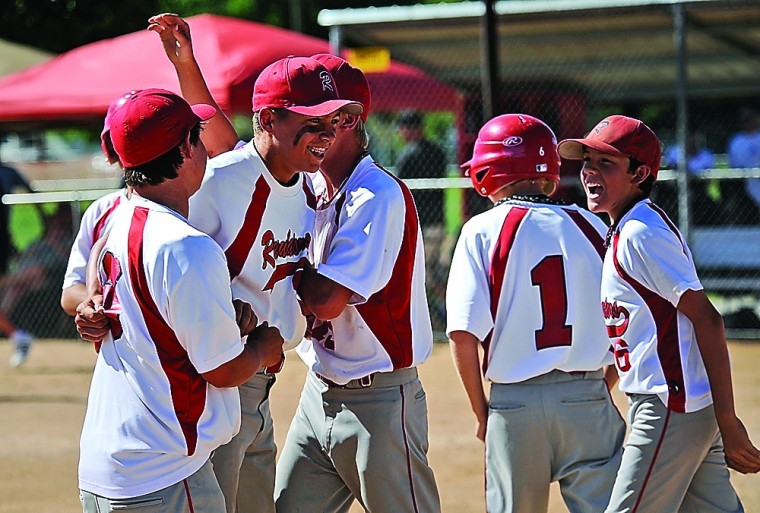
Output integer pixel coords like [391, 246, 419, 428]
[530, 255, 572, 350]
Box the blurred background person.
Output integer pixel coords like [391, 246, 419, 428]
[726, 107, 760, 224]
[3, 205, 73, 366]
[0, 152, 35, 277]
[395, 109, 449, 331]
[661, 131, 718, 225]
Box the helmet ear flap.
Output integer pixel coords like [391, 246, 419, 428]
[466, 164, 494, 197]
[474, 168, 489, 184]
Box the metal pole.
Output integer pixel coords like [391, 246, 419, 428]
[289, 0, 302, 33]
[329, 26, 343, 57]
[480, 0, 499, 122]
[673, 3, 691, 242]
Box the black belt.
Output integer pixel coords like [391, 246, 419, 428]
[316, 372, 375, 389]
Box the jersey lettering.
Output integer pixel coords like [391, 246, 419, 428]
[613, 339, 632, 372]
[262, 256, 309, 292]
[602, 299, 632, 372]
[530, 255, 572, 350]
[261, 230, 312, 270]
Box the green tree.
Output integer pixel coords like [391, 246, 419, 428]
[2, 0, 458, 53]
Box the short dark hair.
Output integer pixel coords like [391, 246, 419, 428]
[124, 123, 202, 187]
[397, 110, 423, 129]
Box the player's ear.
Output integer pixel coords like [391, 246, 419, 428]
[258, 108, 276, 133]
[631, 164, 651, 185]
[180, 131, 193, 159]
[342, 113, 361, 130]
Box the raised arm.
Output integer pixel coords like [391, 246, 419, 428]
[148, 13, 239, 157]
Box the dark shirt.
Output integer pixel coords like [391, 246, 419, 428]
[396, 139, 447, 226]
[0, 164, 31, 274]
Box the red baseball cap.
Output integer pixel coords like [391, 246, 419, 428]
[100, 90, 139, 163]
[110, 88, 216, 168]
[311, 53, 371, 121]
[558, 115, 663, 178]
[252, 56, 363, 117]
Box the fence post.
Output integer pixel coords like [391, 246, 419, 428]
[480, 0, 499, 123]
[673, 2, 691, 242]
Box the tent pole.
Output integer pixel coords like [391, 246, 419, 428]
[329, 26, 343, 57]
[289, 0, 303, 33]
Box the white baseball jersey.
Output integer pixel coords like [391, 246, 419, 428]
[189, 140, 315, 350]
[78, 195, 244, 498]
[446, 199, 613, 384]
[296, 156, 433, 384]
[62, 189, 126, 289]
[602, 199, 710, 413]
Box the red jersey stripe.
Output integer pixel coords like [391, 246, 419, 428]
[302, 178, 317, 210]
[127, 206, 207, 455]
[612, 233, 686, 412]
[647, 203, 687, 255]
[92, 195, 122, 242]
[225, 175, 271, 280]
[355, 171, 417, 369]
[563, 208, 605, 260]
[484, 207, 529, 373]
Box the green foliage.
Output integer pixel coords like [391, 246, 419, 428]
[3, 0, 157, 53]
[1, 0, 462, 54]
[232, 115, 254, 142]
[9, 204, 44, 252]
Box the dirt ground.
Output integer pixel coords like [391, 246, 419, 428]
[1, 340, 758, 513]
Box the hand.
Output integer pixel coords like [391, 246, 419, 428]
[74, 294, 110, 343]
[232, 299, 258, 337]
[475, 411, 488, 442]
[719, 415, 760, 474]
[247, 322, 285, 369]
[147, 13, 194, 66]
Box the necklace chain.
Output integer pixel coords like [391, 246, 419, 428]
[493, 194, 566, 208]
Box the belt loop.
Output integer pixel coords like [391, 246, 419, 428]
[358, 374, 374, 387]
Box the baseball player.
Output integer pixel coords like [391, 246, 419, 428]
[558, 115, 760, 512]
[77, 88, 284, 512]
[446, 114, 626, 513]
[146, 14, 363, 513]
[274, 54, 441, 513]
[61, 91, 134, 316]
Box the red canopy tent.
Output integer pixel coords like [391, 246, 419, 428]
[0, 14, 459, 125]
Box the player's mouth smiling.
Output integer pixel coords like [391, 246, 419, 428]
[308, 145, 328, 159]
[586, 183, 603, 197]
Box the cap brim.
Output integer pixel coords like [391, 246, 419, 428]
[558, 138, 627, 160]
[287, 100, 363, 117]
[191, 103, 217, 122]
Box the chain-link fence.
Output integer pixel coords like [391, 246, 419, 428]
[0, 196, 82, 342]
[322, 0, 760, 338]
[2, 1, 760, 341]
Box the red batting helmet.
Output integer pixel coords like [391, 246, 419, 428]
[462, 114, 561, 197]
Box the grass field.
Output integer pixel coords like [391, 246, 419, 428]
[1, 340, 758, 513]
